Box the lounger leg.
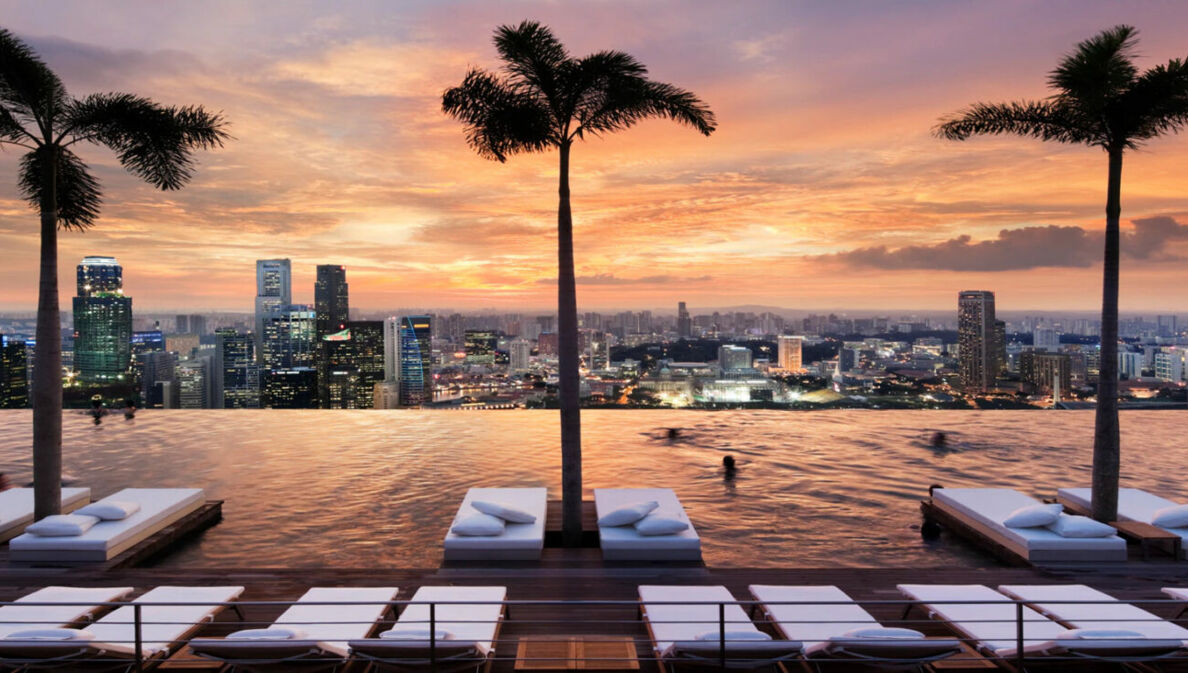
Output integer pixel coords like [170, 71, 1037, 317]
[901, 603, 914, 620]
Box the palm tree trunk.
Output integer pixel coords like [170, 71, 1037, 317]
[1091, 147, 1122, 523]
[33, 146, 62, 521]
[556, 141, 583, 546]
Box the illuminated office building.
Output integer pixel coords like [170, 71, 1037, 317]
[72, 256, 133, 383]
[958, 290, 997, 391]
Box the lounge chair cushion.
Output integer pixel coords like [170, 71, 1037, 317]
[26, 514, 100, 537]
[228, 628, 308, 640]
[1047, 514, 1115, 538]
[471, 500, 536, 524]
[694, 630, 771, 642]
[634, 512, 689, 536]
[451, 513, 505, 536]
[1003, 503, 1062, 528]
[381, 628, 455, 640]
[1152, 505, 1188, 528]
[5, 629, 94, 641]
[1058, 629, 1145, 640]
[75, 500, 140, 521]
[598, 501, 658, 527]
[837, 627, 925, 640]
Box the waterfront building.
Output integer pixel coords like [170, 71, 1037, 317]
[0, 336, 28, 408]
[677, 301, 692, 338]
[393, 315, 432, 407]
[1033, 327, 1059, 352]
[176, 356, 213, 408]
[776, 335, 803, 372]
[1154, 349, 1185, 382]
[464, 329, 498, 365]
[254, 259, 292, 353]
[1019, 351, 1072, 396]
[214, 328, 260, 408]
[72, 256, 133, 383]
[1118, 351, 1145, 379]
[957, 290, 997, 391]
[717, 344, 752, 372]
[314, 265, 349, 338]
[509, 338, 532, 372]
[264, 367, 318, 408]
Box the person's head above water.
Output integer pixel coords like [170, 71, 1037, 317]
[723, 455, 736, 470]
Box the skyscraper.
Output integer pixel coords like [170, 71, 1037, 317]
[464, 330, 498, 365]
[262, 305, 317, 370]
[677, 302, 692, 338]
[72, 256, 133, 383]
[319, 321, 384, 408]
[176, 356, 213, 408]
[393, 315, 432, 407]
[254, 259, 291, 352]
[214, 328, 260, 408]
[0, 336, 28, 408]
[509, 339, 532, 372]
[777, 335, 803, 372]
[314, 265, 349, 338]
[958, 290, 997, 392]
[1033, 327, 1059, 352]
[717, 344, 752, 372]
[1157, 315, 1178, 338]
[138, 350, 176, 408]
[264, 368, 317, 408]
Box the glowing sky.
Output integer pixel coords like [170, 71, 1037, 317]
[0, 1, 1186, 312]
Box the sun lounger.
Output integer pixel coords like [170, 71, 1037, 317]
[595, 489, 701, 561]
[1059, 487, 1188, 557]
[0, 585, 243, 669]
[639, 585, 803, 670]
[443, 488, 547, 561]
[9, 488, 206, 563]
[0, 586, 133, 638]
[930, 488, 1126, 563]
[0, 487, 91, 542]
[349, 585, 506, 673]
[189, 586, 398, 669]
[749, 584, 960, 667]
[898, 584, 1183, 662]
[999, 584, 1188, 646]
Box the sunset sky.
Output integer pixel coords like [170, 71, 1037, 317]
[0, 1, 1186, 313]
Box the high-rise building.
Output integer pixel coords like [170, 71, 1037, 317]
[392, 315, 432, 407]
[464, 330, 498, 365]
[958, 290, 997, 392]
[175, 315, 189, 333]
[264, 368, 318, 408]
[254, 259, 291, 352]
[509, 339, 532, 372]
[262, 305, 317, 370]
[319, 321, 384, 408]
[777, 335, 803, 372]
[214, 328, 260, 408]
[993, 319, 1007, 375]
[314, 265, 349, 338]
[1154, 349, 1185, 382]
[1118, 351, 1144, 379]
[1157, 315, 1179, 338]
[176, 356, 213, 409]
[72, 256, 133, 383]
[677, 302, 692, 339]
[717, 344, 752, 372]
[0, 336, 29, 408]
[138, 350, 176, 408]
[1033, 327, 1059, 352]
[1019, 351, 1072, 395]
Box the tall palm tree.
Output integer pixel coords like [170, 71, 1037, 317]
[936, 25, 1188, 522]
[443, 21, 715, 544]
[0, 28, 228, 520]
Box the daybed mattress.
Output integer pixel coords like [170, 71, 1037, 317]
[932, 488, 1126, 562]
[9, 488, 205, 562]
[443, 487, 547, 560]
[595, 488, 701, 561]
[1059, 487, 1188, 553]
[0, 487, 91, 542]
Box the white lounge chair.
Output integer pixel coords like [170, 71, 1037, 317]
[0, 585, 244, 670]
[999, 584, 1188, 646]
[443, 488, 547, 561]
[1059, 487, 1188, 557]
[0, 586, 133, 638]
[898, 584, 1182, 662]
[189, 586, 398, 670]
[349, 586, 506, 673]
[930, 488, 1126, 563]
[0, 487, 91, 542]
[639, 585, 803, 671]
[596, 489, 701, 561]
[749, 585, 960, 668]
[10, 488, 207, 563]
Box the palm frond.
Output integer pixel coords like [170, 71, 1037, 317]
[493, 20, 569, 102]
[935, 100, 1102, 146]
[442, 68, 555, 161]
[63, 93, 228, 190]
[19, 145, 101, 229]
[1048, 25, 1139, 104]
[572, 51, 715, 138]
[0, 28, 67, 135]
[1119, 58, 1188, 143]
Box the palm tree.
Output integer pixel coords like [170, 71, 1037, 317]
[0, 28, 228, 520]
[936, 25, 1188, 522]
[443, 21, 715, 544]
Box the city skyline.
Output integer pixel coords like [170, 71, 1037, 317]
[1, 2, 1188, 312]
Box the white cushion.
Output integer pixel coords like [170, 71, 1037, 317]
[380, 628, 455, 640]
[1046, 515, 1116, 538]
[25, 514, 100, 537]
[75, 500, 140, 521]
[5, 628, 94, 641]
[837, 627, 925, 640]
[470, 500, 536, 524]
[1151, 505, 1188, 528]
[227, 628, 308, 640]
[634, 512, 689, 536]
[597, 501, 659, 527]
[1003, 503, 1063, 528]
[1057, 628, 1145, 640]
[450, 513, 505, 537]
[693, 630, 771, 641]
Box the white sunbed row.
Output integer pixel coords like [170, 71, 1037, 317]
[0, 487, 92, 542]
[1059, 486, 1188, 558]
[443, 487, 702, 562]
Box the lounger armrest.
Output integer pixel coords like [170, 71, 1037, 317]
[664, 639, 804, 665]
[188, 637, 323, 662]
[817, 637, 962, 662]
[349, 639, 486, 661]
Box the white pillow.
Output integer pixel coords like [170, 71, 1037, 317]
[1057, 628, 1145, 640]
[693, 630, 771, 641]
[4, 628, 94, 641]
[837, 627, 925, 640]
[227, 628, 308, 640]
[1151, 504, 1188, 528]
[450, 513, 506, 537]
[380, 628, 456, 640]
[1046, 514, 1116, 538]
[471, 500, 536, 524]
[597, 501, 659, 527]
[1002, 503, 1063, 528]
[75, 500, 140, 521]
[26, 514, 100, 537]
[633, 512, 689, 536]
